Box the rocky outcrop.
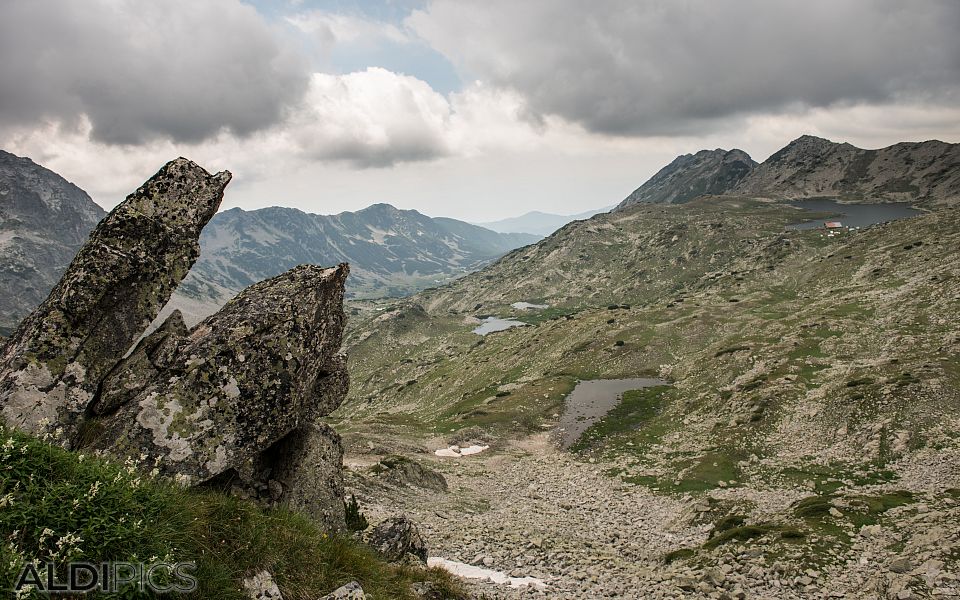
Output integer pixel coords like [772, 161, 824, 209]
[1, 157, 352, 532]
[617, 148, 756, 209]
[0, 151, 107, 336]
[0, 158, 230, 444]
[371, 456, 448, 492]
[269, 422, 348, 532]
[87, 265, 350, 500]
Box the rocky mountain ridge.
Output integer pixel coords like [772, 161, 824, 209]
[0, 151, 538, 331]
[618, 148, 757, 208]
[168, 203, 539, 324]
[616, 135, 960, 210]
[736, 135, 960, 204]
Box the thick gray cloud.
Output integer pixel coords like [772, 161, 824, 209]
[0, 0, 310, 145]
[409, 0, 960, 136]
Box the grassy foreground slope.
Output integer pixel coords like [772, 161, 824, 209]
[0, 426, 463, 599]
[339, 197, 960, 491]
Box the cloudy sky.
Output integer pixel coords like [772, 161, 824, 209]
[1, 0, 958, 221]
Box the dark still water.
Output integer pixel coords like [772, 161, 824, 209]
[786, 199, 921, 230]
[556, 377, 667, 449]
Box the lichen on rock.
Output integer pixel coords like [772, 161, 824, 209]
[87, 264, 350, 522]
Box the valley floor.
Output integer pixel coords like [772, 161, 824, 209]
[346, 431, 960, 599]
[338, 199, 960, 599]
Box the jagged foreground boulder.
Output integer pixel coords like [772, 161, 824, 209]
[0, 158, 230, 443]
[88, 263, 350, 529]
[0, 158, 351, 531]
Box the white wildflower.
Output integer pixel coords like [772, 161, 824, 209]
[87, 481, 101, 499]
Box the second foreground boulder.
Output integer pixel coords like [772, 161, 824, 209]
[368, 516, 429, 564]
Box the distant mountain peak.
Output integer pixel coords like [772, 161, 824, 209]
[736, 136, 960, 202]
[616, 147, 757, 209]
[617, 135, 960, 210]
[476, 206, 612, 236]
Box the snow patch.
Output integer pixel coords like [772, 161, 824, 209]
[511, 302, 549, 310]
[434, 444, 489, 457]
[427, 557, 546, 590]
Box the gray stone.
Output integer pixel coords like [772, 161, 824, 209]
[242, 570, 283, 600]
[371, 456, 448, 492]
[273, 422, 347, 532]
[889, 557, 913, 574]
[320, 581, 365, 600]
[368, 516, 429, 563]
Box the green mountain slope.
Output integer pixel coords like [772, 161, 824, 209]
[338, 195, 960, 593]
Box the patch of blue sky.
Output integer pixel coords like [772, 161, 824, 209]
[244, 0, 461, 94]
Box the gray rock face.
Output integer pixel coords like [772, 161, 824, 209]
[372, 456, 448, 492]
[87, 264, 350, 489]
[0, 150, 107, 336]
[271, 422, 348, 532]
[368, 516, 429, 563]
[0, 157, 230, 444]
[617, 148, 757, 208]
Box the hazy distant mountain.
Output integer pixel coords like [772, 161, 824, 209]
[735, 135, 960, 204]
[166, 203, 540, 323]
[476, 207, 613, 236]
[0, 150, 106, 335]
[617, 148, 757, 209]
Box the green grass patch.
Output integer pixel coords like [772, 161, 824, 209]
[671, 450, 745, 494]
[792, 490, 916, 541]
[0, 427, 464, 599]
[703, 523, 805, 550]
[709, 515, 746, 538]
[514, 306, 580, 325]
[793, 495, 834, 518]
[663, 548, 696, 563]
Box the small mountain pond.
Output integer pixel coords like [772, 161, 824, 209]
[556, 377, 668, 449]
[786, 199, 921, 230]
